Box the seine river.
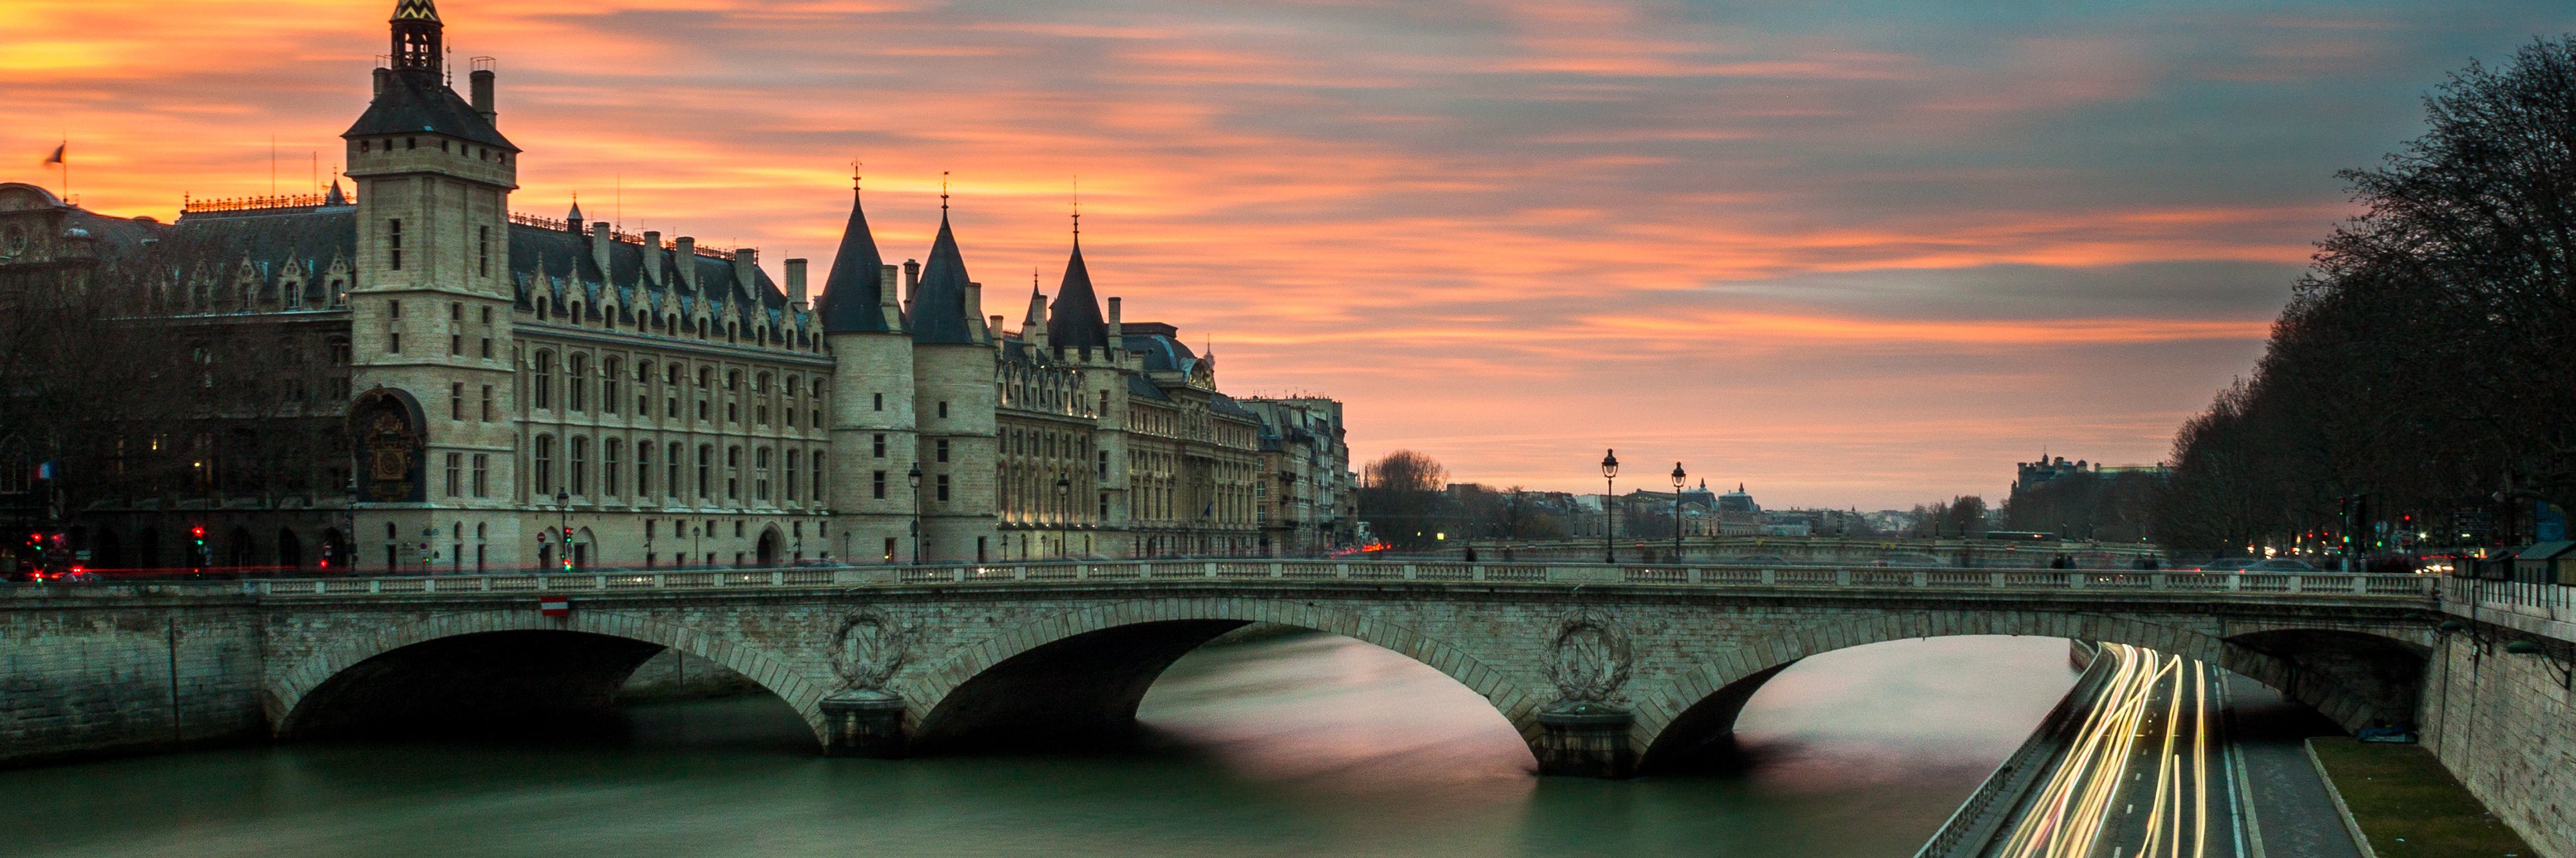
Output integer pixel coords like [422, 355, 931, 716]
[1, 633, 2076, 857]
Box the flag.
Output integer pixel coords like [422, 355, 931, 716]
[43, 144, 63, 166]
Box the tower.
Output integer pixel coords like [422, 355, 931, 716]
[817, 174, 918, 563]
[908, 198, 999, 563]
[341, 0, 522, 571]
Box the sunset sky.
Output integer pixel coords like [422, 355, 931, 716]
[7, 0, 2571, 509]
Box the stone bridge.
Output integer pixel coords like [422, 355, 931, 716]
[3, 561, 2438, 779]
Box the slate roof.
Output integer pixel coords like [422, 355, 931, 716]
[344, 70, 515, 151]
[819, 187, 894, 333]
[1129, 334, 1198, 374]
[1046, 239, 1109, 350]
[139, 206, 359, 304]
[506, 224, 790, 326]
[910, 214, 978, 345]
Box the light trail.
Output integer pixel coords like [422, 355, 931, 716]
[1987, 644, 2229, 858]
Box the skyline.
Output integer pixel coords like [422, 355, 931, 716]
[8, 0, 2573, 508]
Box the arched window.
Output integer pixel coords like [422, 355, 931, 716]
[569, 436, 589, 494]
[533, 434, 554, 492]
[533, 351, 554, 410]
[755, 447, 772, 501]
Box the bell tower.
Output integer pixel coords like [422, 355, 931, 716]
[341, 0, 523, 572]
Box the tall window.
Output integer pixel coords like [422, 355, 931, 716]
[726, 445, 742, 500]
[480, 385, 493, 422]
[636, 441, 653, 498]
[603, 359, 622, 414]
[533, 352, 554, 409]
[477, 225, 489, 277]
[603, 440, 621, 496]
[873, 470, 886, 499]
[566, 354, 587, 411]
[936, 474, 951, 501]
[668, 442, 683, 499]
[813, 452, 826, 504]
[783, 452, 799, 503]
[450, 383, 464, 420]
[873, 434, 886, 458]
[755, 447, 772, 501]
[444, 452, 461, 496]
[533, 435, 554, 493]
[697, 444, 712, 499]
[936, 439, 949, 463]
[386, 219, 402, 270]
[569, 436, 589, 495]
[471, 454, 489, 497]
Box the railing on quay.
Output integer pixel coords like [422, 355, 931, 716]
[2441, 577, 2576, 626]
[6, 561, 2443, 601]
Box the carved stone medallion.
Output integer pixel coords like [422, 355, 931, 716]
[1547, 608, 1633, 703]
[831, 607, 911, 690]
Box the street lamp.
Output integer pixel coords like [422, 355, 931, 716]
[1601, 449, 1620, 564]
[1671, 462, 1687, 562]
[554, 488, 571, 572]
[1054, 474, 1072, 559]
[907, 463, 924, 565]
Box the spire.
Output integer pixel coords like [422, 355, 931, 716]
[323, 178, 348, 207]
[566, 193, 583, 233]
[1046, 194, 1110, 351]
[911, 205, 978, 344]
[818, 171, 894, 333]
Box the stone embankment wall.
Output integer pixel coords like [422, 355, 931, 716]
[1, 595, 269, 767]
[2419, 633, 2576, 858]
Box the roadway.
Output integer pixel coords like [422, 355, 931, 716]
[1982, 644, 2363, 858]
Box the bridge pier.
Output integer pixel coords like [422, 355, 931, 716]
[818, 689, 908, 758]
[1535, 704, 1636, 779]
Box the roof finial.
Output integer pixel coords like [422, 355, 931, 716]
[851, 159, 862, 192]
[940, 171, 949, 212]
[1071, 175, 1081, 240]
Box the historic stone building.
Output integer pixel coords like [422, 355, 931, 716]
[0, 0, 1347, 572]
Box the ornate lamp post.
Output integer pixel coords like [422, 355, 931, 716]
[1670, 462, 1687, 562]
[907, 463, 924, 565]
[554, 488, 571, 572]
[1601, 449, 1620, 564]
[1054, 474, 1072, 559]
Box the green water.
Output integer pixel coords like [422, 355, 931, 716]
[0, 633, 2076, 857]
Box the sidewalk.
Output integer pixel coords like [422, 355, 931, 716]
[2222, 674, 2365, 858]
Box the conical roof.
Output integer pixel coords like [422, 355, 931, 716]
[1047, 238, 1110, 350]
[911, 212, 976, 344]
[818, 187, 893, 333]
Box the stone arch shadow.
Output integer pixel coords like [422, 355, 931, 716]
[1628, 611, 2432, 774]
[267, 611, 827, 743]
[895, 599, 1548, 756]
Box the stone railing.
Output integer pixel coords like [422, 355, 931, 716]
[7, 562, 2441, 601]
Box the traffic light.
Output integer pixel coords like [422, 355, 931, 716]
[560, 527, 574, 573]
[190, 525, 208, 575]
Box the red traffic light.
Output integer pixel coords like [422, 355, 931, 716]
[191, 525, 206, 538]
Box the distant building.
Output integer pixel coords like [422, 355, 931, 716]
[2007, 453, 2169, 542]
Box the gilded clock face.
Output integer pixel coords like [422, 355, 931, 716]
[0, 223, 26, 259]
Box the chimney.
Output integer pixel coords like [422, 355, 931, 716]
[674, 238, 696, 289]
[734, 247, 760, 297]
[878, 264, 902, 330]
[1107, 296, 1124, 350]
[589, 222, 612, 278]
[1026, 290, 1049, 350]
[965, 281, 987, 341]
[902, 259, 919, 316]
[785, 258, 809, 308]
[469, 69, 496, 126]
[373, 67, 390, 97]
[642, 230, 663, 285]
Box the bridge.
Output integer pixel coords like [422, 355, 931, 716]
[1466, 535, 2166, 568]
[5, 560, 2441, 781]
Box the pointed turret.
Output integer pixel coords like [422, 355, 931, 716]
[346, 0, 513, 151]
[911, 211, 978, 344]
[1023, 277, 1050, 350]
[818, 182, 895, 333]
[1047, 234, 1110, 351]
[323, 179, 348, 207]
[566, 195, 583, 234]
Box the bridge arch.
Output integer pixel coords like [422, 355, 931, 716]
[902, 597, 1548, 754]
[1631, 611, 2431, 773]
[267, 611, 825, 741]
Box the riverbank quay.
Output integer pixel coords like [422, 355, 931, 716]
[2308, 736, 2535, 857]
[1913, 644, 2116, 857]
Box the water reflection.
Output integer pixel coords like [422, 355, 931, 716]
[0, 632, 2074, 858]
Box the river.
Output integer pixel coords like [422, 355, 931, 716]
[0, 633, 2077, 857]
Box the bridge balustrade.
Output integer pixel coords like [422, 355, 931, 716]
[7, 560, 2445, 602]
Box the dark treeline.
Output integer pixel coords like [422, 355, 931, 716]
[2153, 37, 2576, 557]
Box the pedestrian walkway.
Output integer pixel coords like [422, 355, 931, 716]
[2222, 673, 2365, 858]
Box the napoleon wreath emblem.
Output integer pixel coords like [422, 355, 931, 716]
[1546, 608, 1633, 702]
[830, 607, 912, 690]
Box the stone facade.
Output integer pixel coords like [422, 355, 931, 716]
[2419, 610, 2576, 858]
